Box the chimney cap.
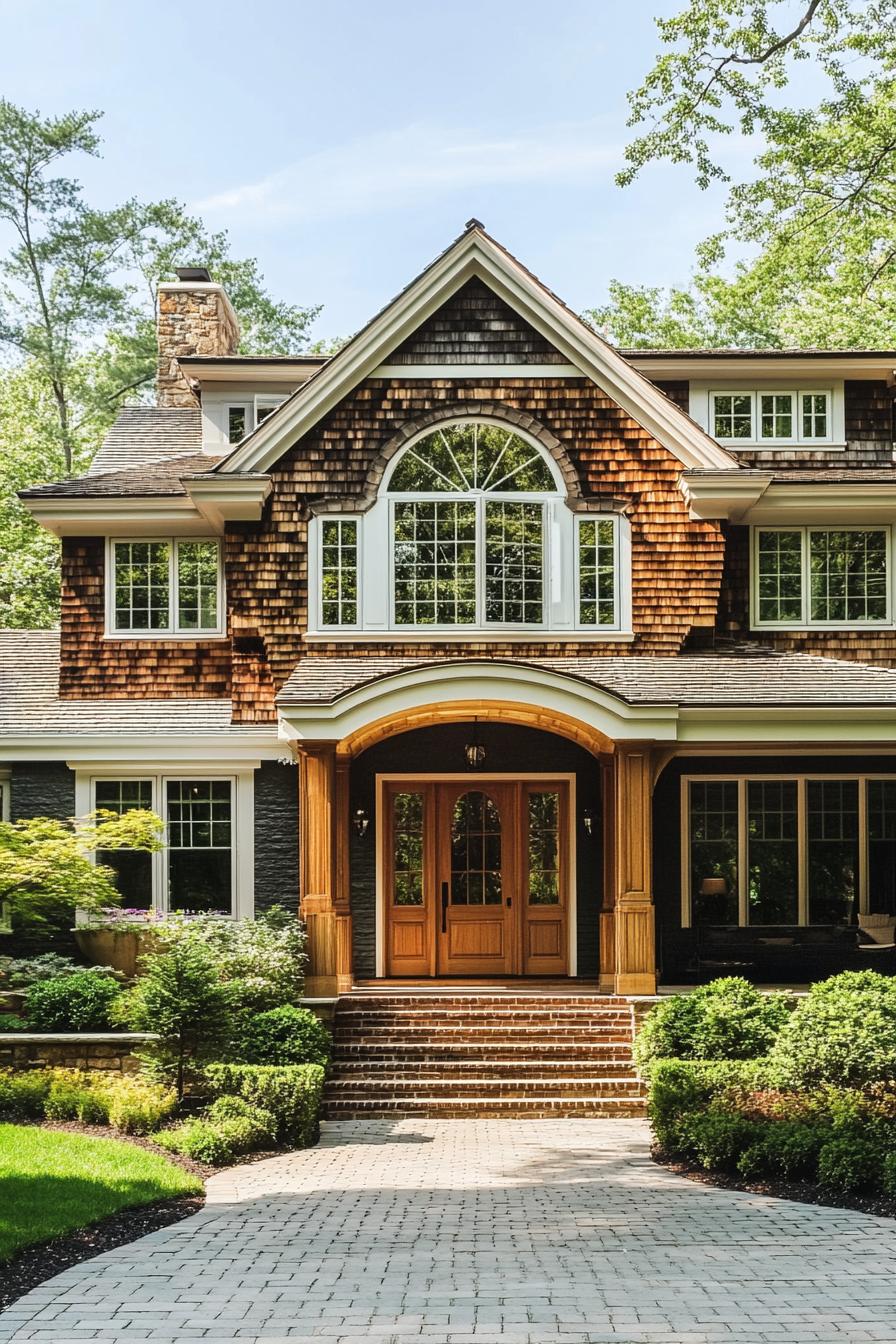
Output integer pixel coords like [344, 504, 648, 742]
[174, 266, 212, 283]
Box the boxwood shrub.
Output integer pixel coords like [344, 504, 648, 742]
[635, 978, 791, 1074]
[237, 1005, 331, 1068]
[768, 972, 896, 1089]
[24, 970, 123, 1032]
[205, 1062, 325, 1148]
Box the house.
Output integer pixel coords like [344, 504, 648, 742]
[5, 221, 896, 996]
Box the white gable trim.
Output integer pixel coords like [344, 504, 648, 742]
[220, 229, 736, 476]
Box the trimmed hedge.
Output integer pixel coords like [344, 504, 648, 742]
[635, 978, 791, 1073]
[768, 971, 896, 1089]
[648, 1058, 770, 1154]
[24, 970, 123, 1032]
[237, 1006, 331, 1068]
[205, 1063, 324, 1148]
[154, 1097, 278, 1165]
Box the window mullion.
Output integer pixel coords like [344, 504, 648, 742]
[477, 495, 484, 627]
[801, 527, 810, 625]
[859, 778, 869, 917]
[171, 538, 179, 633]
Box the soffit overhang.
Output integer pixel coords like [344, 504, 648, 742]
[218, 227, 736, 477]
[683, 472, 896, 524]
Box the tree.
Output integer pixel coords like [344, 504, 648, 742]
[0, 100, 322, 474]
[119, 937, 231, 1099]
[0, 808, 163, 929]
[599, 1, 896, 349]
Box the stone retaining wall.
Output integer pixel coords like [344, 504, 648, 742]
[0, 1033, 157, 1074]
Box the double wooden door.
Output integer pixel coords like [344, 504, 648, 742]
[383, 778, 569, 978]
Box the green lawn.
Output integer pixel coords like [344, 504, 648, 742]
[0, 1123, 202, 1260]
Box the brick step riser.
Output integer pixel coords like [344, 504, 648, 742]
[333, 1032, 633, 1048]
[324, 1100, 648, 1119]
[335, 1009, 632, 1024]
[331, 1046, 636, 1064]
[331, 1065, 637, 1079]
[325, 1080, 645, 1100]
[329, 1070, 639, 1085]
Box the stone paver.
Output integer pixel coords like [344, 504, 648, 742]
[2, 1119, 896, 1343]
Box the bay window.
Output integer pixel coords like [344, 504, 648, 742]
[109, 539, 222, 636]
[753, 527, 890, 628]
[310, 420, 630, 637]
[684, 775, 891, 927]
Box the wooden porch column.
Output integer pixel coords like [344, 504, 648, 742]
[611, 745, 657, 996]
[298, 741, 353, 996]
[598, 754, 617, 993]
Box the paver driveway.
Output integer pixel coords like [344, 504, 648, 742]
[2, 1118, 896, 1343]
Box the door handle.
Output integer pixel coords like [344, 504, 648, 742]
[506, 897, 512, 908]
[441, 881, 448, 933]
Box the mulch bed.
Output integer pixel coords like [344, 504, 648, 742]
[656, 1150, 896, 1221]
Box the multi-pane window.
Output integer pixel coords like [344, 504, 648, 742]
[754, 528, 889, 627]
[686, 776, 896, 928]
[166, 780, 232, 913]
[713, 393, 753, 440]
[484, 502, 543, 624]
[228, 406, 248, 444]
[389, 424, 556, 629]
[94, 780, 154, 910]
[688, 781, 739, 924]
[111, 540, 221, 634]
[868, 782, 896, 916]
[450, 791, 502, 906]
[748, 781, 799, 924]
[711, 390, 831, 444]
[578, 518, 617, 626]
[760, 393, 793, 440]
[528, 790, 560, 906]
[807, 781, 858, 925]
[320, 519, 359, 627]
[390, 791, 424, 906]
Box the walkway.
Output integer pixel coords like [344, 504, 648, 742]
[2, 1119, 896, 1343]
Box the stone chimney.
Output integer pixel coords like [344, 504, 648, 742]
[156, 267, 241, 407]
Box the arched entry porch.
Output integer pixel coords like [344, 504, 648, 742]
[278, 660, 671, 997]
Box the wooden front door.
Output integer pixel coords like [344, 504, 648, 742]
[383, 779, 570, 978]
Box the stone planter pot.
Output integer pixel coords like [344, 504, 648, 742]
[75, 926, 159, 978]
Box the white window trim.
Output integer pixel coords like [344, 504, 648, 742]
[105, 536, 226, 640]
[750, 524, 892, 631]
[691, 383, 843, 450]
[316, 514, 362, 631]
[254, 394, 287, 424]
[305, 423, 632, 641]
[681, 772, 891, 928]
[0, 768, 9, 821]
[76, 769, 254, 918]
[226, 402, 253, 445]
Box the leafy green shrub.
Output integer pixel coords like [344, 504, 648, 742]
[769, 971, 896, 1088]
[0, 1068, 51, 1119]
[205, 1062, 324, 1147]
[101, 1075, 178, 1134]
[735, 1121, 825, 1182]
[24, 969, 122, 1031]
[681, 1110, 762, 1171]
[0, 1013, 27, 1031]
[635, 979, 790, 1072]
[238, 1005, 331, 1068]
[882, 1151, 896, 1199]
[154, 1097, 276, 1164]
[154, 1119, 236, 1165]
[818, 1135, 879, 1195]
[6, 954, 100, 988]
[45, 1070, 110, 1124]
[648, 1058, 770, 1155]
[205, 1094, 276, 1138]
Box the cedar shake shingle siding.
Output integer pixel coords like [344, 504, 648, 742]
[59, 539, 232, 699]
[220, 373, 726, 719]
[386, 279, 570, 365]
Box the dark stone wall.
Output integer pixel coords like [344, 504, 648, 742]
[253, 761, 299, 916]
[348, 723, 602, 979]
[654, 753, 896, 982]
[9, 761, 75, 822]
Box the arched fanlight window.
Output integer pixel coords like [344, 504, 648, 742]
[386, 422, 559, 628]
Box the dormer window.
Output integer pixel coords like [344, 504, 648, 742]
[225, 396, 287, 443]
[710, 390, 833, 446]
[309, 419, 632, 640]
[107, 539, 223, 637]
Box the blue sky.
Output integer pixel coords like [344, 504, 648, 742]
[0, 0, 739, 344]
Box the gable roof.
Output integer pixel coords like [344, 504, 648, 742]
[218, 223, 736, 476]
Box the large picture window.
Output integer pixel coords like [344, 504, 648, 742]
[109, 539, 222, 636]
[753, 527, 890, 628]
[684, 775, 894, 927]
[309, 420, 630, 637]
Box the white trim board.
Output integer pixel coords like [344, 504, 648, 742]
[373, 771, 577, 978]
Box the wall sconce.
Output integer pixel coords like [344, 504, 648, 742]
[464, 741, 486, 770]
[352, 807, 370, 839]
[582, 808, 595, 836]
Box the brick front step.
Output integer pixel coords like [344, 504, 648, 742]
[324, 1096, 647, 1119]
[323, 989, 645, 1121]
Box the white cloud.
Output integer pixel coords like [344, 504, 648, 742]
[195, 121, 621, 223]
